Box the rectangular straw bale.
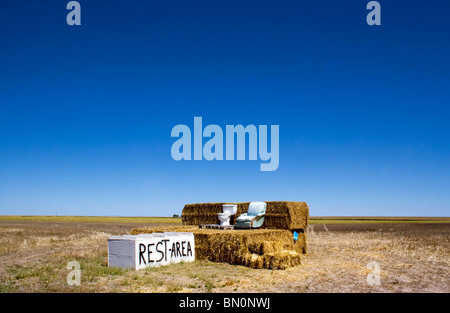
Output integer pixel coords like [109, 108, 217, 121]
[181, 201, 309, 230]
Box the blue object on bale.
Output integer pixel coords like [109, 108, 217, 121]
[293, 231, 298, 242]
[235, 202, 266, 229]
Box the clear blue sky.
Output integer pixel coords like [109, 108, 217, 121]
[1, 0, 449, 217]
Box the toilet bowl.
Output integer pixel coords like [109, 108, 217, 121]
[218, 204, 238, 226]
[218, 213, 231, 226]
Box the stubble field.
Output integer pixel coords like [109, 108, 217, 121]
[0, 216, 449, 293]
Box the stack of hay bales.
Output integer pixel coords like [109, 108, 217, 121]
[131, 226, 307, 270]
[132, 201, 309, 270]
[181, 201, 309, 231]
[193, 228, 305, 270]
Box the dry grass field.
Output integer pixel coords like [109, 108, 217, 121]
[0, 216, 449, 293]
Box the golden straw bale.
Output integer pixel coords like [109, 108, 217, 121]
[181, 201, 309, 230]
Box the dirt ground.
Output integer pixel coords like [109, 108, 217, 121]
[0, 220, 449, 293]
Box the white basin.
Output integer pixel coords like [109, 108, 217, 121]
[218, 213, 231, 226]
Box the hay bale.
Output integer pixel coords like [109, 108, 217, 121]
[131, 225, 307, 269]
[181, 201, 309, 230]
[181, 202, 244, 226]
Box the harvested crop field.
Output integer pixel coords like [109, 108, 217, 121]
[0, 217, 449, 293]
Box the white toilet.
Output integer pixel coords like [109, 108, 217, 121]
[218, 204, 237, 226]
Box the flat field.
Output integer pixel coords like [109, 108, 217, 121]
[0, 216, 449, 293]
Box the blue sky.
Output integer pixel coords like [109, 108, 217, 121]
[0, 0, 449, 217]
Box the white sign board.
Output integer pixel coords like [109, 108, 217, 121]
[108, 232, 195, 270]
